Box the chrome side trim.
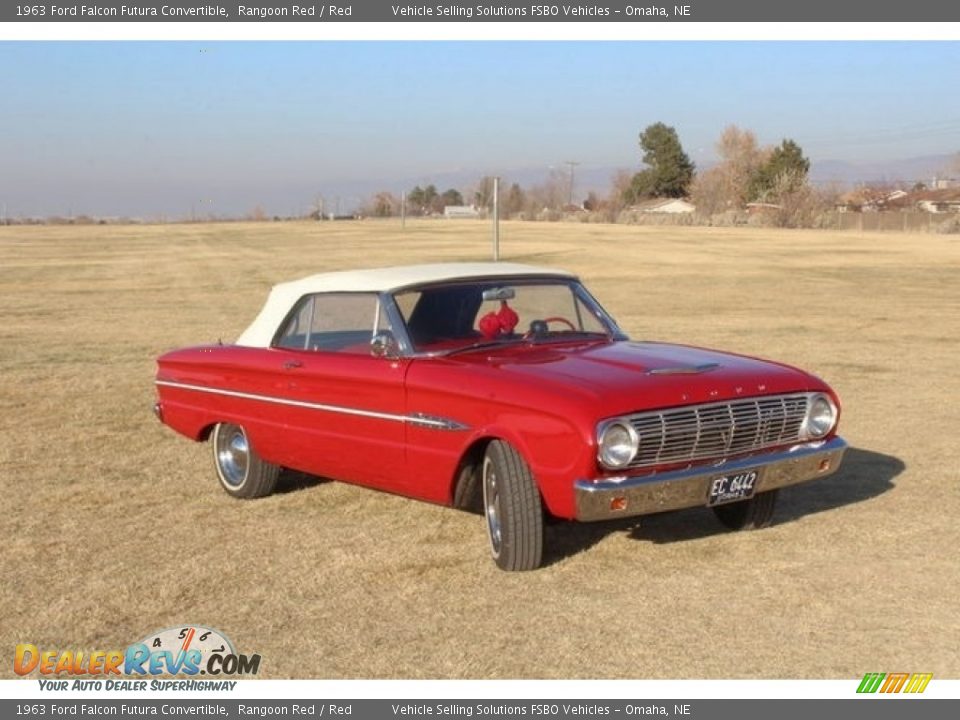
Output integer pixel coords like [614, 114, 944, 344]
[407, 412, 470, 431]
[155, 379, 468, 431]
[575, 436, 847, 521]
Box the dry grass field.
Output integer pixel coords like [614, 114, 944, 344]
[1, 219, 958, 679]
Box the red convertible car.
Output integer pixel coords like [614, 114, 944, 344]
[154, 263, 847, 571]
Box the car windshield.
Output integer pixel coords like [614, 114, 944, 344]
[392, 279, 618, 354]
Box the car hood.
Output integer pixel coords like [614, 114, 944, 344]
[448, 340, 818, 415]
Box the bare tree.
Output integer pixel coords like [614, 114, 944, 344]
[692, 126, 769, 213]
[689, 167, 730, 216]
[716, 125, 769, 207]
[473, 177, 496, 210]
[359, 191, 399, 218]
[526, 168, 570, 214]
[766, 170, 835, 228]
[609, 169, 634, 212]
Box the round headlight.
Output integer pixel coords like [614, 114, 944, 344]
[598, 420, 639, 469]
[805, 394, 836, 439]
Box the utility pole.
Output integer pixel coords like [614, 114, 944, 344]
[564, 160, 580, 207]
[401, 191, 406, 230]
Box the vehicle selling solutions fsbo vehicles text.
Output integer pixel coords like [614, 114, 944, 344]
[389, 5, 611, 17]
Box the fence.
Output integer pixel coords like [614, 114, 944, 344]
[834, 211, 959, 233]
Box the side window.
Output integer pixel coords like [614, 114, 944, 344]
[274, 293, 392, 354]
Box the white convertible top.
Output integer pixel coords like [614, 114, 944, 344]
[235, 262, 576, 347]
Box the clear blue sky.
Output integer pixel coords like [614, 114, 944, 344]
[2, 41, 959, 217]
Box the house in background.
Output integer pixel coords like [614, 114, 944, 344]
[930, 176, 959, 190]
[632, 198, 696, 214]
[888, 188, 960, 214]
[443, 205, 481, 219]
[836, 187, 907, 213]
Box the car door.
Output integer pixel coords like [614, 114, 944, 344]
[264, 292, 409, 491]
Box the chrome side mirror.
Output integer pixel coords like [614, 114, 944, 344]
[370, 331, 400, 359]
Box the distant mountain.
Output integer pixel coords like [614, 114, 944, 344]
[810, 153, 958, 188]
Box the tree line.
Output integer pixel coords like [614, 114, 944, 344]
[358, 122, 818, 225]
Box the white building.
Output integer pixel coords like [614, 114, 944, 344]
[443, 205, 481, 219]
[633, 198, 696, 214]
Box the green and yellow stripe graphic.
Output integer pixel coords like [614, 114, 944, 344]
[857, 672, 933, 694]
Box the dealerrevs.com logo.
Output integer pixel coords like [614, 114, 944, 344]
[15, 626, 260, 690]
[857, 672, 933, 694]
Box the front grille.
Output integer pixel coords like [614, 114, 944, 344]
[626, 393, 809, 469]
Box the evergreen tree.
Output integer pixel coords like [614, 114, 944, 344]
[749, 139, 810, 200]
[440, 188, 464, 207]
[625, 122, 695, 201]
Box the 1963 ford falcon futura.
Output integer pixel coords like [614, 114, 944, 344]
[154, 263, 846, 570]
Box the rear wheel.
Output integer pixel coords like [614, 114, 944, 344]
[212, 423, 279, 499]
[482, 440, 543, 571]
[712, 489, 779, 530]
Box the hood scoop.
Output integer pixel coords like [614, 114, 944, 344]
[647, 362, 721, 376]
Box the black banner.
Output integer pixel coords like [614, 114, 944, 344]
[4, 0, 960, 23]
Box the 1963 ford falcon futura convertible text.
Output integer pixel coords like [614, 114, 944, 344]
[154, 263, 847, 570]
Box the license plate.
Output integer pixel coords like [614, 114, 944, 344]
[707, 469, 759, 506]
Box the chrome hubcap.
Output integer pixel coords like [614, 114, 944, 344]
[483, 456, 502, 557]
[217, 426, 249, 487]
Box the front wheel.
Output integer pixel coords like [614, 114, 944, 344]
[212, 423, 279, 499]
[712, 489, 779, 530]
[482, 440, 544, 571]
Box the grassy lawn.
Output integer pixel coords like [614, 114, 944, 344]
[1, 219, 957, 678]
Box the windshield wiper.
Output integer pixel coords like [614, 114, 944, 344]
[443, 338, 524, 356]
[527, 331, 611, 344]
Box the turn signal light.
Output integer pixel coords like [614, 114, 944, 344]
[610, 497, 628, 512]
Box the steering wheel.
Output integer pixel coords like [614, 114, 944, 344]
[541, 316, 577, 331]
[524, 316, 578, 339]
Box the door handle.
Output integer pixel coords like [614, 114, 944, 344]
[282, 360, 303, 370]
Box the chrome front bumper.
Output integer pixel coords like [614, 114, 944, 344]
[574, 436, 847, 522]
